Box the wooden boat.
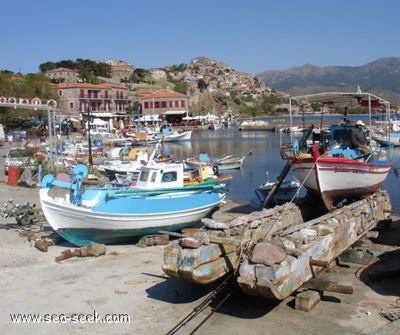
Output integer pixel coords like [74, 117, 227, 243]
[238, 120, 275, 131]
[162, 190, 391, 300]
[39, 163, 227, 246]
[97, 145, 173, 182]
[183, 166, 233, 188]
[159, 130, 192, 142]
[281, 92, 394, 210]
[183, 153, 246, 171]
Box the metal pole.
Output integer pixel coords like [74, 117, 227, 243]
[87, 102, 93, 167]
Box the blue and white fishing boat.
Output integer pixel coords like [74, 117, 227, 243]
[39, 163, 226, 246]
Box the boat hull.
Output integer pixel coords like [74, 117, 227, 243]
[183, 156, 245, 171]
[372, 133, 400, 147]
[40, 188, 225, 246]
[291, 156, 392, 210]
[161, 130, 192, 142]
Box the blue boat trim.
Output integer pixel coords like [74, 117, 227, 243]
[57, 221, 203, 246]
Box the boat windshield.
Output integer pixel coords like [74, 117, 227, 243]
[329, 125, 354, 148]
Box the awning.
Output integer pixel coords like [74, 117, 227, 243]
[91, 112, 114, 117]
[162, 110, 186, 115]
[290, 92, 389, 107]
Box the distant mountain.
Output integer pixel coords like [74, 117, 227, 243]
[257, 57, 400, 105]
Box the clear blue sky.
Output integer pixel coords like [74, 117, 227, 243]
[2, 0, 399, 75]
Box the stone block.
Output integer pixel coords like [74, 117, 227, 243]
[295, 290, 321, 312]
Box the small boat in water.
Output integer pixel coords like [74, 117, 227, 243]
[39, 163, 227, 246]
[183, 153, 246, 171]
[250, 173, 300, 208]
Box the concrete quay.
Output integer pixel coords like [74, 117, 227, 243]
[0, 143, 399, 335]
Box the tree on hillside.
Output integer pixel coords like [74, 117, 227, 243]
[171, 64, 187, 72]
[39, 59, 111, 81]
[0, 72, 58, 127]
[130, 68, 149, 83]
[171, 79, 189, 95]
[197, 79, 208, 92]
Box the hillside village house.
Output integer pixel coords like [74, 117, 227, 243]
[55, 82, 188, 129]
[45, 67, 80, 83]
[55, 82, 130, 128]
[46, 64, 189, 129]
[133, 88, 188, 124]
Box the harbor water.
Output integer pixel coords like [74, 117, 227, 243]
[161, 125, 400, 215]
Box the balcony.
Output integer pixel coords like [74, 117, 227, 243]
[79, 94, 113, 99]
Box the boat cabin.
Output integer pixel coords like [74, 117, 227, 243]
[135, 163, 184, 189]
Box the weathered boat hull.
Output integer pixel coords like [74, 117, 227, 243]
[162, 191, 391, 300]
[237, 191, 391, 299]
[162, 203, 304, 284]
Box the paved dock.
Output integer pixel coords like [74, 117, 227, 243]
[0, 143, 399, 334]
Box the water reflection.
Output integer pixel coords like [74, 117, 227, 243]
[161, 128, 299, 206]
[159, 128, 400, 214]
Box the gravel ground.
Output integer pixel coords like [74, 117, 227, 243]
[0, 139, 399, 335]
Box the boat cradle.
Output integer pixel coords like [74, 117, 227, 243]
[162, 191, 392, 300]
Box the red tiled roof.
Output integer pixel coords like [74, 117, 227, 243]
[142, 89, 186, 99]
[57, 83, 103, 89]
[97, 82, 127, 89]
[56, 82, 128, 90]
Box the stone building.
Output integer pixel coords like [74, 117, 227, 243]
[45, 67, 80, 83]
[56, 82, 130, 119]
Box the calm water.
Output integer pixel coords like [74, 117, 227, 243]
[160, 126, 400, 215]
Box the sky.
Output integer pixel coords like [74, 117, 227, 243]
[2, 0, 400, 75]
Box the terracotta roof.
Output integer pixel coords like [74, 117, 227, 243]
[56, 82, 128, 90]
[142, 89, 186, 99]
[57, 83, 103, 89]
[134, 89, 154, 96]
[97, 82, 128, 89]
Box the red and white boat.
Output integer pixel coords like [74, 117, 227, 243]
[282, 92, 393, 210]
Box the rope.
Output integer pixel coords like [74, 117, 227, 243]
[234, 239, 257, 276]
[289, 158, 319, 204]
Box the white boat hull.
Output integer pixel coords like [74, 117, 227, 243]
[291, 157, 391, 210]
[40, 188, 225, 246]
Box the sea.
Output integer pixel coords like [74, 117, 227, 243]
[160, 115, 400, 215]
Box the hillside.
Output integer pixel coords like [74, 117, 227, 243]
[256, 57, 400, 105]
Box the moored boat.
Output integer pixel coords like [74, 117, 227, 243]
[183, 153, 247, 171]
[250, 173, 300, 208]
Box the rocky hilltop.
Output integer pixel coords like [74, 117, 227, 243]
[256, 57, 400, 104]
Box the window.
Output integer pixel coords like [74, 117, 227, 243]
[139, 171, 149, 182]
[162, 172, 177, 183]
[151, 172, 157, 182]
[69, 102, 74, 109]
